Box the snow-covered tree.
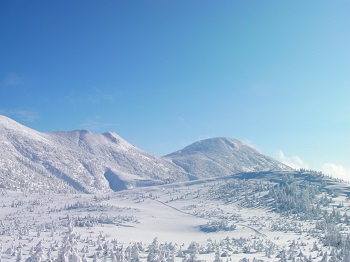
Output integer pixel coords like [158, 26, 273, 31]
[187, 242, 199, 262]
[26, 241, 46, 262]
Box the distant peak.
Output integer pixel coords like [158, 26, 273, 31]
[164, 137, 258, 158]
[189, 136, 237, 142]
[181, 137, 241, 151]
[196, 137, 240, 144]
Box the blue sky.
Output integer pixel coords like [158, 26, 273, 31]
[1, 1, 349, 179]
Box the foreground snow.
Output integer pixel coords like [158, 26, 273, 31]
[1, 171, 349, 261]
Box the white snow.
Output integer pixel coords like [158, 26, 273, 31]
[0, 171, 349, 261]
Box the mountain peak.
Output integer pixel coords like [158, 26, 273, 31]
[165, 137, 290, 179]
[175, 137, 243, 154]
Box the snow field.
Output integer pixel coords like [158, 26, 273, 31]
[2, 172, 349, 261]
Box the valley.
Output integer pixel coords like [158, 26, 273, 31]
[1, 171, 349, 261]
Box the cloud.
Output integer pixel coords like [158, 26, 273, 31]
[277, 150, 309, 169]
[3, 74, 22, 87]
[0, 109, 39, 122]
[321, 163, 350, 182]
[277, 151, 350, 181]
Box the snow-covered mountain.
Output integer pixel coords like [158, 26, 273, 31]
[0, 115, 188, 193]
[0, 115, 289, 193]
[164, 137, 290, 179]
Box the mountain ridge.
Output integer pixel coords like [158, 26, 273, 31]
[0, 115, 290, 193]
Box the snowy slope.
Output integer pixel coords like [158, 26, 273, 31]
[47, 130, 190, 189]
[164, 137, 291, 179]
[0, 115, 188, 193]
[0, 115, 78, 193]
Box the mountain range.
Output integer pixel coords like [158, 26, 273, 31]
[0, 115, 290, 193]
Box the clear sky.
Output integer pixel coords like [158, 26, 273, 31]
[1, 1, 349, 179]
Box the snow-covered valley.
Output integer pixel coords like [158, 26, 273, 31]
[1, 170, 350, 261]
